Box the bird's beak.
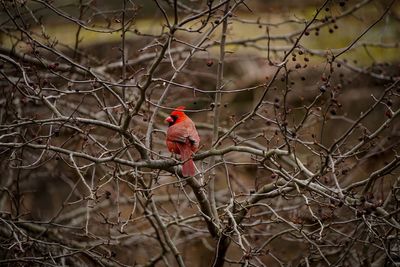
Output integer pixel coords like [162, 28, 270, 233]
[165, 116, 174, 123]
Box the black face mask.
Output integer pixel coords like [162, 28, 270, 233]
[168, 115, 178, 126]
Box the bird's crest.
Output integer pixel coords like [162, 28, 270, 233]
[174, 106, 186, 112]
[170, 106, 186, 117]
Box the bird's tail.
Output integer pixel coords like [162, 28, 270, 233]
[177, 143, 195, 177]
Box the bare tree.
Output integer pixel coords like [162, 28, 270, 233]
[0, 0, 399, 266]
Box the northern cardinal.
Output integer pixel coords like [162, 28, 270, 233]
[165, 106, 200, 177]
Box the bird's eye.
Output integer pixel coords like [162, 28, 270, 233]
[171, 115, 178, 121]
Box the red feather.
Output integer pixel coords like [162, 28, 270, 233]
[176, 143, 196, 177]
[166, 107, 200, 176]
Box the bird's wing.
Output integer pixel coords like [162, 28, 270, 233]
[188, 123, 200, 146]
[167, 124, 190, 144]
[167, 119, 200, 146]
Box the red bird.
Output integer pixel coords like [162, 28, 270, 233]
[165, 106, 200, 177]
